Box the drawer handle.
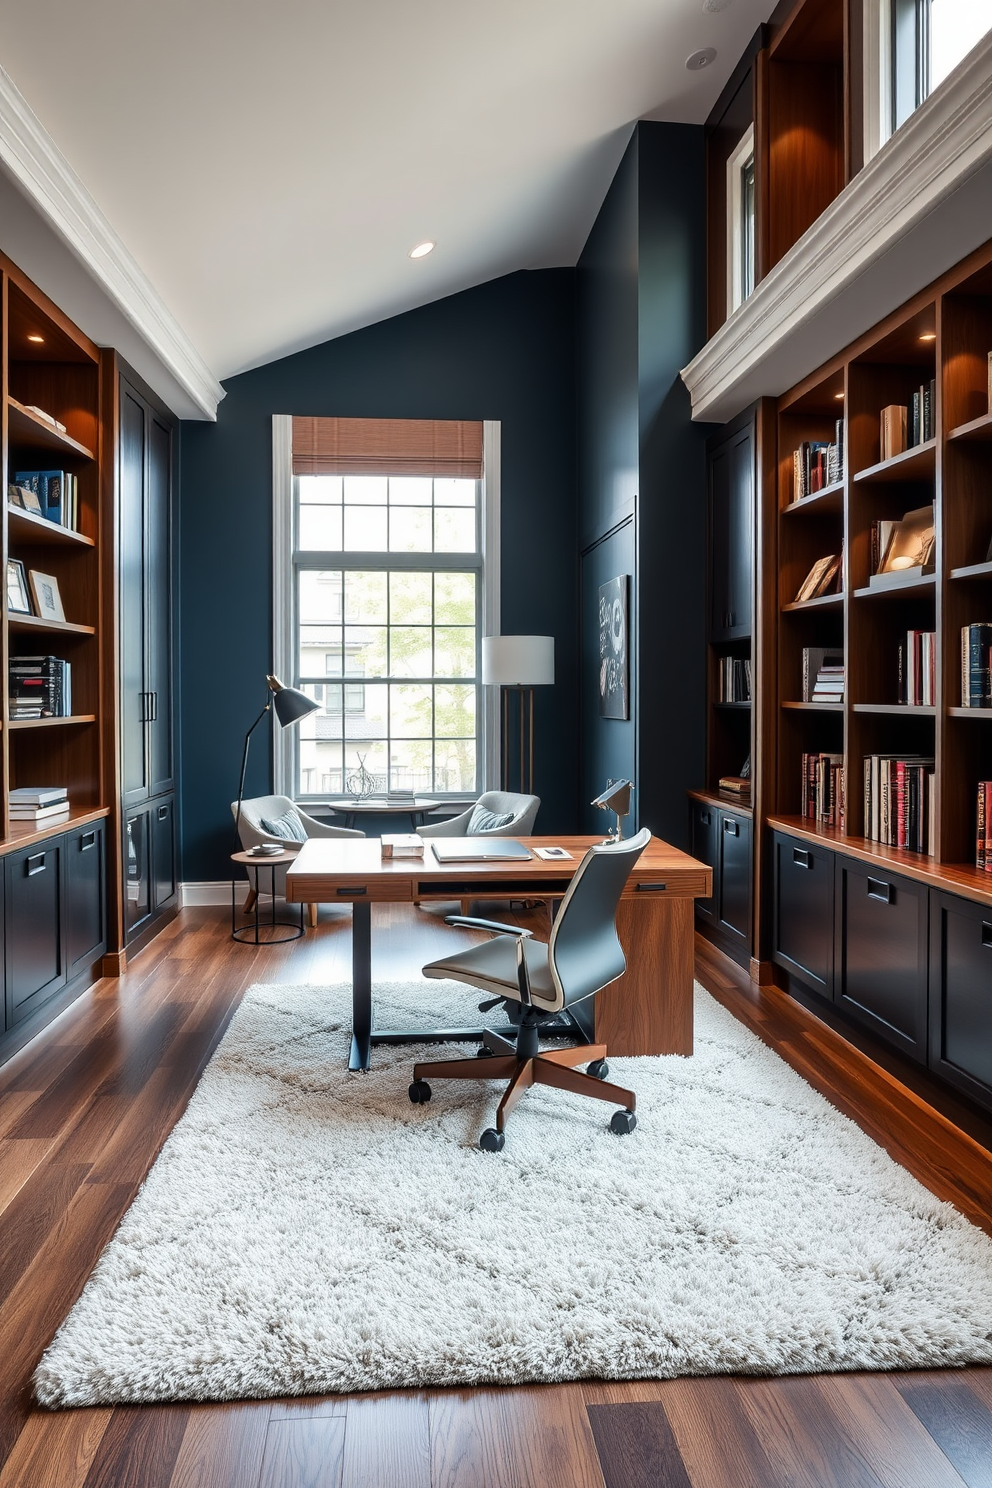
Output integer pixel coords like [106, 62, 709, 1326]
[724, 819, 739, 836]
[336, 886, 368, 896]
[26, 853, 46, 876]
[982, 923, 992, 949]
[700, 811, 711, 825]
[793, 847, 810, 868]
[158, 804, 169, 821]
[635, 882, 667, 892]
[867, 877, 892, 903]
[80, 831, 96, 850]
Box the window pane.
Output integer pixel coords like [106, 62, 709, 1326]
[389, 627, 433, 677]
[298, 505, 343, 551]
[390, 571, 433, 624]
[389, 506, 432, 551]
[299, 476, 342, 504]
[390, 477, 433, 506]
[349, 682, 387, 733]
[434, 478, 476, 507]
[390, 739, 432, 793]
[435, 684, 475, 738]
[344, 626, 386, 677]
[434, 627, 476, 678]
[299, 625, 342, 678]
[434, 507, 475, 551]
[344, 505, 387, 550]
[344, 476, 387, 505]
[434, 571, 475, 625]
[434, 738, 477, 794]
[390, 683, 432, 737]
[344, 572, 387, 623]
[931, 0, 990, 88]
[299, 571, 344, 623]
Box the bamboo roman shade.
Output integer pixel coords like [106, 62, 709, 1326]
[292, 417, 483, 478]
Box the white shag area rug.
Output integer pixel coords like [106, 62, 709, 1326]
[35, 978, 992, 1407]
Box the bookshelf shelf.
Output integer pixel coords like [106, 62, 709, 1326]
[853, 439, 936, 485]
[852, 573, 936, 600]
[8, 614, 96, 637]
[714, 700, 751, 710]
[947, 411, 992, 443]
[782, 700, 843, 712]
[781, 591, 844, 613]
[6, 505, 94, 548]
[949, 560, 992, 582]
[7, 397, 95, 461]
[853, 703, 936, 716]
[947, 707, 992, 719]
[7, 715, 97, 730]
[782, 481, 845, 516]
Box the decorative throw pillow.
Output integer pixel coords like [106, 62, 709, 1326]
[468, 805, 516, 833]
[260, 808, 308, 843]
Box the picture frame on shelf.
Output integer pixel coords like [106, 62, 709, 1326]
[6, 559, 31, 615]
[28, 569, 65, 623]
[876, 505, 934, 577]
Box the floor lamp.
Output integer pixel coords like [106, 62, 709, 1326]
[233, 674, 319, 850]
[482, 636, 554, 795]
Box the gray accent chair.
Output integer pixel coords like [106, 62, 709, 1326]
[418, 791, 540, 914]
[408, 827, 652, 1151]
[231, 794, 364, 926]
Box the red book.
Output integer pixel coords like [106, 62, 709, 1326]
[896, 760, 907, 849]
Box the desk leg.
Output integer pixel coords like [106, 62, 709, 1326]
[349, 902, 373, 1071]
[595, 896, 694, 1056]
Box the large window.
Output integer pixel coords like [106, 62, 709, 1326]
[727, 125, 756, 316]
[275, 417, 494, 803]
[868, 0, 990, 155]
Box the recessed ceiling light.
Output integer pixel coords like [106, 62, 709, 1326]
[919, 332, 936, 341]
[686, 48, 717, 70]
[702, 0, 733, 11]
[409, 241, 435, 260]
[27, 334, 44, 343]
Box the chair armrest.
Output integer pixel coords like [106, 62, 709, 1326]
[443, 915, 533, 938]
[295, 808, 365, 839]
[419, 806, 474, 837]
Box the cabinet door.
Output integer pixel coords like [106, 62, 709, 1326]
[708, 424, 753, 642]
[772, 833, 834, 998]
[834, 858, 928, 1060]
[929, 891, 992, 1106]
[151, 797, 177, 913]
[6, 841, 65, 1025]
[121, 385, 149, 807]
[124, 810, 153, 942]
[65, 823, 106, 980]
[146, 413, 174, 798]
[689, 801, 718, 923]
[718, 810, 751, 948]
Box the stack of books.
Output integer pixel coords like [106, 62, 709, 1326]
[811, 663, 844, 703]
[961, 623, 992, 707]
[899, 630, 936, 706]
[863, 755, 935, 853]
[802, 647, 844, 701]
[976, 782, 992, 870]
[10, 469, 79, 529]
[718, 656, 751, 702]
[9, 655, 72, 719]
[791, 421, 844, 501]
[9, 786, 69, 825]
[801, 752, 844, 826]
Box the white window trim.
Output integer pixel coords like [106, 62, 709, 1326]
[726, 124, 755, 317]
[271, 415, 501, 801]
[864, 0, 894, 164]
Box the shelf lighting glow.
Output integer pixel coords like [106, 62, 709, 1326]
[834, 392, 845, 400]
[409, 241, 435, 259]
[27, 334, 43, 343]
[919, 332, 936, 341]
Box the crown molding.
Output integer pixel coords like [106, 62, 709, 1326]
[681, 33, 992, 424]
[0, 64, 224, 420]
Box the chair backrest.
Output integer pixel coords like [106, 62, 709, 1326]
[231, 795, 298, 851]
[473, 791, 540, 835]
[542, 827, 652, 1013]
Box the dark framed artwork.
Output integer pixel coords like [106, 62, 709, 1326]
[598, 574, 629, 719]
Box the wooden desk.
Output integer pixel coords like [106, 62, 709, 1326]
[285, 835, 711, 1071]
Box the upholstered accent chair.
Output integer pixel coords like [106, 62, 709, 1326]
[231, 795, 363, 926]
[418, 791, 540, 914]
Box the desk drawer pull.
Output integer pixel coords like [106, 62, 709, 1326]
[982, 923, 992, 949]
[793, 847, 810, 868]
[336, 886, 368, 897]
[635, 882, 667, 892]
[867, 877, 892, 904]
[26, 853, 46, 876]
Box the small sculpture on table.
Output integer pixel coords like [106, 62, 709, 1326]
[346, 754, 377, 801]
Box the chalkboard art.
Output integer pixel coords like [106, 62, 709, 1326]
[598, 574, 629, 719]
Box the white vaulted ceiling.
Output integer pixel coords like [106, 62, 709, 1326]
[0, 0, 771, 415]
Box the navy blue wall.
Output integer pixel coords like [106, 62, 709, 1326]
[178, 270, 577, 882]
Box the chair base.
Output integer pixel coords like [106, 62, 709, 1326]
[412, 1032, 636, 1138]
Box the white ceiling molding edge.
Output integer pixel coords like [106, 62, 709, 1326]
[0, 64, 224, 420]
[681, 33, 992, 424]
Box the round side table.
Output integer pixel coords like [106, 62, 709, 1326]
[231, 849, 305, 943]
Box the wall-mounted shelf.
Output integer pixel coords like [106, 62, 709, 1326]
[853, 440, 936, 485]
[853, 703, 936, 716]
[853, 574, 936, 600]
[782, 591, 844, 613]
[782, 700, 843, 712]
[781, 481, 845, 516]
[7, 505, 94, 548]
[947, 707, 992, 719]
[947, 411, 992, 443]
[8, 715, 97, 730]
[949, 560, 992, 582]
[8, 614, 96, 637]
[7, 397, 95, 461]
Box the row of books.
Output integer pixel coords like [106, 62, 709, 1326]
[879, 383, 935, 460]
[864, 755, 935, 854]
[718, 656, 751, 703]
[961, 623, 992, 708]
[9, 468, 80, 530]
[793, 551, 842, 603]
[976, 782, 992, 871]
[8, 785, 69, 824]
[898, 630, 936, 707]
[9, 655, 72, 719]
[791, 421, 845, 502]
[801, 752, 844, 826]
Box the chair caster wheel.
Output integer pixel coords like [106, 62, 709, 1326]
[409, 1080, 432, 1104]
[479, 1128, 505, 1152]
[588, 1059, 609, 1080]
[610, 1108, 636, 1136]
[476, 1045, 495, 1058]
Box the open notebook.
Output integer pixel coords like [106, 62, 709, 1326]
[430, 838, 532, 863]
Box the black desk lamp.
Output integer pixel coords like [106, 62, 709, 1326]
[592, 779, 633, 843]
[233, 674, 319, 849]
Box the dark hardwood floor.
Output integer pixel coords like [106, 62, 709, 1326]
[1, 905, 991, 1487]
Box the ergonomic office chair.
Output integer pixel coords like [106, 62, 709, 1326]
[409, 827, 652, 1150]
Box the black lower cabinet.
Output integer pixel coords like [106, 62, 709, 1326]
[834, 857, 929, 1060]
[689, 798, 751, 968]
[690, 800, 718, 925]
[929, 891, 992, 1104]
[772, 832, 834, 998]
[5, 840, 65, 1029]
[151, 797, 177, 913]
[65, 822, 107, 981]
[125, 793, 176, 946]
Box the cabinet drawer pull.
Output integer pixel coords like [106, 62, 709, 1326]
[336, 886, 368, 896]
[26, 853, 46, 876]
[724, 818, 739, 836]
[700, 811, 711, 825]
[635, 882, 667, 892]
[80, 831, 96, 850]
[982, 923, 992, 949]
[867, 877, 892, 903]
[158, 804, 169, 821]
[792, 847, 811, 868]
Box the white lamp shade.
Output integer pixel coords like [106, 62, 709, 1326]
[482, 635, 555, 687]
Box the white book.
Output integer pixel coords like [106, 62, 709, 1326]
[9, 786, 67, 804]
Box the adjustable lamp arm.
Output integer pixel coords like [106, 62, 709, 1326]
[233, 701, 273, 851]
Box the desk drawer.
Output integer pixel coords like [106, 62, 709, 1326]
[287, 876, 412, 903]
[622, 871, 710, 899]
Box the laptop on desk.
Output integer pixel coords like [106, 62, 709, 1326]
[430, 838, 532, 863]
